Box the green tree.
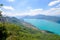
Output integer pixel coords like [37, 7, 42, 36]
[0, 4, 9, 40]
[0, 26, 8, 40]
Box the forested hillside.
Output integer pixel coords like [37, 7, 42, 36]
[0, 22, 60, 40]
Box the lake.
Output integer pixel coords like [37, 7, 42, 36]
[24, 19, 60, 35]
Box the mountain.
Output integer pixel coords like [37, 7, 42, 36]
[22, 14, 60, 23]
[0, 16, 60, 40]
[0, 16, 38, 30]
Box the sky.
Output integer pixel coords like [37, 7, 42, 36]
[0, 0, 60, 17]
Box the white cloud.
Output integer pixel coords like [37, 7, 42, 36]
[48, 0, 60, 6]
[2, 7, 60, 17]
[3, 6, 14, 10]
[56, 4, 60, 7]
[17, 9, 43, 16]
[19, 8, 60, 16]
[1, 0, 60, 17]
[29, 9, 43, 16]
[2, 8, 43, 17]
[7, 0, 15, 2]
[58, 0, 60, 1]
[25, 8, 60, 16]
[42, 8, 60, 16]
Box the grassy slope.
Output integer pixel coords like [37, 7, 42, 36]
[0, 22, 60, 40]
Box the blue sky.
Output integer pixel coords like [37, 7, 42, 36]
[0, 0, 60, 17]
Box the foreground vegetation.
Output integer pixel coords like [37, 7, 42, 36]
[0, 22, 60, 40]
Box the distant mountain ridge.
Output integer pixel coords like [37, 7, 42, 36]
[22, 14, 60, 23]
[0, 16, 38, 30]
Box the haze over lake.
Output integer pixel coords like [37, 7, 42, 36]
[24, 19, 60, 35]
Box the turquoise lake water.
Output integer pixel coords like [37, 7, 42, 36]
[24, 19, 60, 35]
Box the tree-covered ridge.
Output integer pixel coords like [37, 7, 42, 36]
[0, 22, 60, 40]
